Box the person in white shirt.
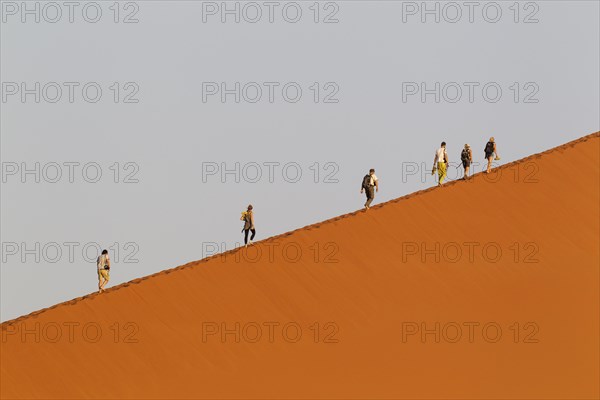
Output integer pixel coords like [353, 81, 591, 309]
[432, 142, 449, 186]
[360, 168, 379, 210]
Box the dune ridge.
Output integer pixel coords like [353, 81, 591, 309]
[1, 131, 599, 399]
[3, 132, 598, 327]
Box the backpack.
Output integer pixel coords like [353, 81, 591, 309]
[461, 148, 470, 162]
[240, 211, 247, 221]
[362, 174, 371, 189]
[485, 141, 494, 154]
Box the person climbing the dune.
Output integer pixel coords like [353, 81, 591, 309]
[241, 204, 256, 247]
[432, 141, 449, 186]
[461, 143, 473, 179]
[360, 168, 379, 210]
[97, 249, 110, 293]
[485, 136, 500, 173]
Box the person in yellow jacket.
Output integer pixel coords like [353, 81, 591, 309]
[97, 249, 110, 293]
[241, 205, 256, 247]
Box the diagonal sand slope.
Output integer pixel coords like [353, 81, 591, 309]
[1, 132, 599, 399]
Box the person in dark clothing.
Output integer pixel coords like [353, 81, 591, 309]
[461, 144, 473, 179]
[360, 169, 379, 210]
[242, 204, 256, 247]
[484, 137, 500, 173]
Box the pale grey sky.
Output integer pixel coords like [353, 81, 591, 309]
[1, 0, 599, 321]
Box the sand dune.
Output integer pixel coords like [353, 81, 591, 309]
[1, 132, 598, 399]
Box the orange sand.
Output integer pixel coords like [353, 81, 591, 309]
[1, 133, 598, 399]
